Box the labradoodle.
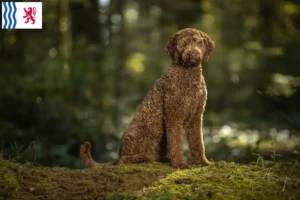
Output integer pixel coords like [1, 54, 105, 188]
[80, 28, 215, 169]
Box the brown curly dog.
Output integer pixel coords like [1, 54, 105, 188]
[80, 28, 215, 169]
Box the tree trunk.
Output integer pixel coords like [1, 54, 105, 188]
[113, 0, 126, 130]
[59, 0, 72, 78]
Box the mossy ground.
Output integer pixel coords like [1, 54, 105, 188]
[0, 159, 299, 200]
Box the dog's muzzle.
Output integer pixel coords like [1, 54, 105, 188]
[182, 47, 202, 67]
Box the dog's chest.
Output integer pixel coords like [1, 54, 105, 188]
[186, 73, 206, 95]
[183, 76, 207, 110]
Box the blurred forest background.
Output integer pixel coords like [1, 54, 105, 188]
[0, 0, 300, 168]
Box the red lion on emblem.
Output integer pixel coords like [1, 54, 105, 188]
[23, 7, 37, 24]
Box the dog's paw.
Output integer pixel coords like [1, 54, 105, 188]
[196, 158, 210, 167]
[194, 157, 211, 167]
[200, 160, 210, 167]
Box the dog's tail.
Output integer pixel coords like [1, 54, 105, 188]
[80, 141, 111, 168]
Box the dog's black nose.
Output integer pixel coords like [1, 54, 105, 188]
[190, 52, 196, 57]
[189, 49, 199, 58]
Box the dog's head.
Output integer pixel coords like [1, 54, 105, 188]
[165, 28, 215, 67]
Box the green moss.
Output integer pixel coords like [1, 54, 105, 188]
[0, 160, 299, 200]
[2, 173, 19, 191]
[144, 162, 300, 200]
[0, 160, 20, 199]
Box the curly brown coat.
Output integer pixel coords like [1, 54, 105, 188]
[80, 28, 215, 169]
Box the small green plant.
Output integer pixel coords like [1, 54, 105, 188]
[0, 140, 5, 160]
[270, 136, 281, 163]
[2, 141, 37, 165]
[252, 153, 265, 168]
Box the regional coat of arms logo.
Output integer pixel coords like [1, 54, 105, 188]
[2, 2, 42, 29]
[23, 7, 36, 24]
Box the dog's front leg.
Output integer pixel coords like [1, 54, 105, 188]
[165, 123, 188, 169]
[185, 113, 210, 166]
[164, 90, 188, 169]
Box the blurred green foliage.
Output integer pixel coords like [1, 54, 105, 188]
[0, 0, 300, 168]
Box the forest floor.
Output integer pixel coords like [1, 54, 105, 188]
[0, 159, 300, 200]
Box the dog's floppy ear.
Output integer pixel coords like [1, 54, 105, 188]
[165, 32, 179, 59]
[203, 36, 215, 62]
